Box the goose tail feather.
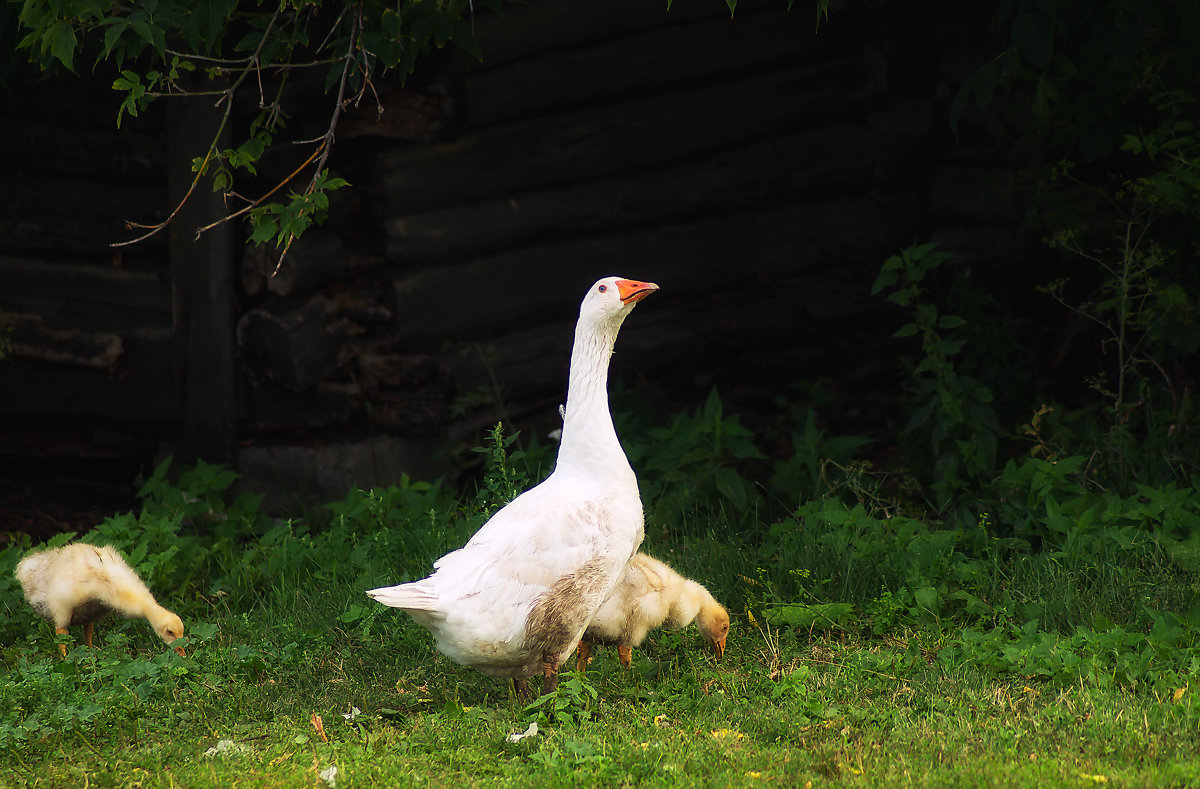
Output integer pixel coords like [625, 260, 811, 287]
[366, 582, 439, 613]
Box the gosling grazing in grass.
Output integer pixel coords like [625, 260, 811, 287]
[577, 552, 729, 671]
[15, 543, 186, 656]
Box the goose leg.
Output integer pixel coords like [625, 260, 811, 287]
[541, 652, 558, 694]
[617, 644, 632, 669]
[55, 627, 69, 657]
[84, 621, 96, 648]
[513, 677, 529, 699]
[576, 641, 592, 673]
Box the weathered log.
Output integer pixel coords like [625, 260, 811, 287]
[241, 231, 379, 298]
[5, 314, 123, 369]
[237, 295, 340, 392]
[242, 381, 360, 431]
[0, 115, 164, 180]
[466, 9, 828, 128]
[377, 59, 879, 216]
[339, 88, 457, 142]
[0, 256, 170, 329]
[356, 353, 439, 390]
[383, 125, 883, 265]
[388, 195, 917, 346]
[0, 174, 166, 257]
[466, 0, 735, 70]
[0, 327, 177, 418]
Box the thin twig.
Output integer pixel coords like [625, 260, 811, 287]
[113, 121, 226, 245]
[268, 5, 363, 276]
[306, 6, 361, 194]
[192, 141, 326, 239]
[111, 13, 282, 247]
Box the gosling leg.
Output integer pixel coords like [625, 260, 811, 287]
[55, 627, 69, 657]
[617, 644, 633, 669]
[84, 621, 96, 649]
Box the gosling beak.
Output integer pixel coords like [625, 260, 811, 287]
[712, 637, 726, 660]
[615, 279, 659, 304]
[175, 646, 187, 657]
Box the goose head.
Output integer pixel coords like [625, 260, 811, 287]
[696, 600, 730, 660]
[578, 277, 659, 328]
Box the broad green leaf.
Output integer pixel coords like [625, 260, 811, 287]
[49, 20, 78, 71]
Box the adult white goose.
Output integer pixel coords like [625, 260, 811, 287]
[368, 276, 658, 694]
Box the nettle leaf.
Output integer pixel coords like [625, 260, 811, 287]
[714, 466, 748, 508]
[870, 267, 898, 295]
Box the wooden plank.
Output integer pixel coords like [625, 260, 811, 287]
[167, 86, 238, 465]
[383, 125, 881, 264]
[377, 59, 879, 215]
[466, 9, 829, 127]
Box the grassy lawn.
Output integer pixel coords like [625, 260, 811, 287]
[4, 597, 1199, 788]
[3, 421, 1200, 787]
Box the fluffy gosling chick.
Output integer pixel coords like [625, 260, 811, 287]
[15, 543, 186, 656]
[578, 552, 729, 671]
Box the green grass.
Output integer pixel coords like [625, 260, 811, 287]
[4, 611, 1200, 788]
[3, 414, 1200, 787]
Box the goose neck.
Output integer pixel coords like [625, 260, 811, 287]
[557, 317, 626, 472]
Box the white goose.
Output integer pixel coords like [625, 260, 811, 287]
[368, 276, 658, 694]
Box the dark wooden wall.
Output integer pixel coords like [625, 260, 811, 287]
[0, 0, 1024, 504]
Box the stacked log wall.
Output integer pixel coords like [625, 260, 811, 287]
[0, 0, 1024, 500]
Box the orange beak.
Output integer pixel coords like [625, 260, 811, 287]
[712, 637, 726, 660]
[175, 646, 187, 657]
[615, 279, 659, 304]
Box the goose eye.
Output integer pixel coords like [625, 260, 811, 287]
[598, 285, 607, 293]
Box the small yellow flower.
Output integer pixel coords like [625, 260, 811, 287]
[1079, 775, 1108, 785]
[746, 771, 762, 779]
[710, 728, 744, 741]
[654, 714, 669, 727]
